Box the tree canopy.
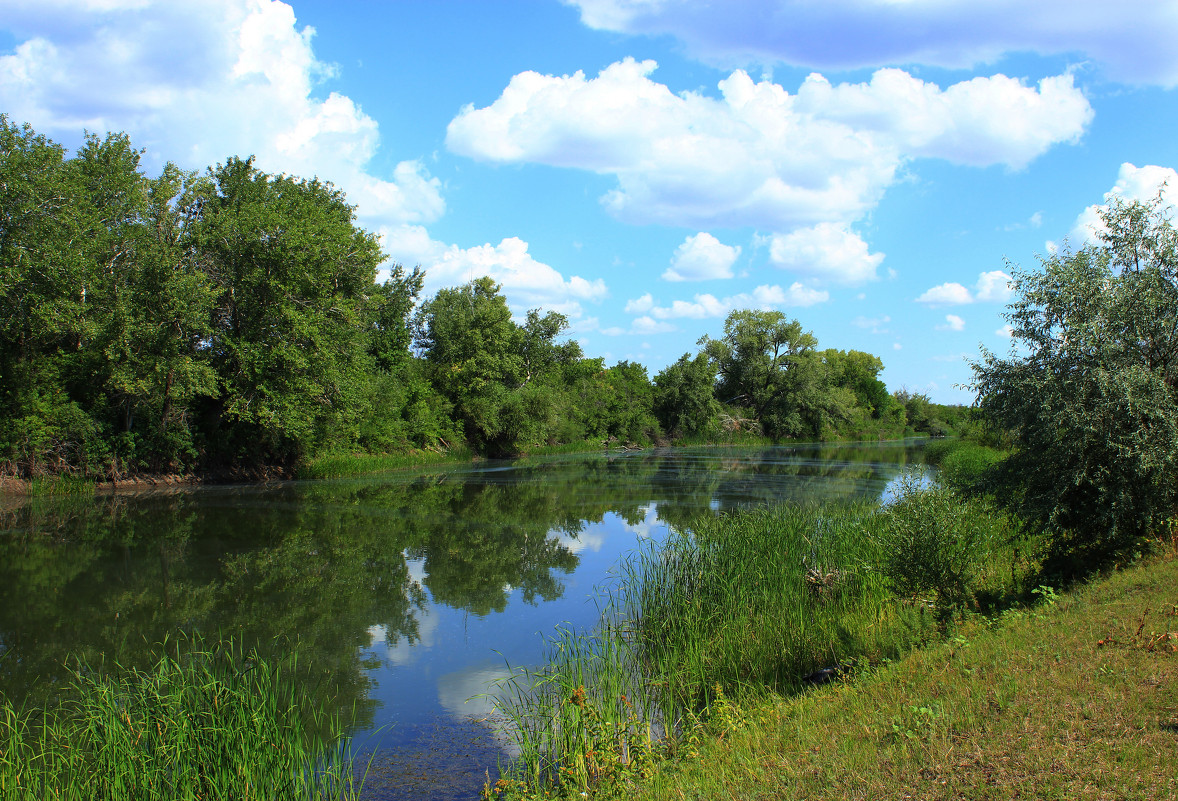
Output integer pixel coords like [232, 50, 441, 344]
[972, 193, 1178, 572]
[0, 118, 933, 477]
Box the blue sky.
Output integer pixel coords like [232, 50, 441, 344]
[3, 0, 1177, 403]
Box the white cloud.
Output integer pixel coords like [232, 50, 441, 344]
[447, 59, 1090, 231]
[383, 225, 608, 320]
[973, 270, 1014, 303]
[663, 232, 741, 281]
[936, 314, 966, 332]
[852, 314, 890, 333]
[916, 270, 1012, 305]
[768, 222, 884, 285]
[624, 293, 655, 314]
[0, 0, 444, 231]
[996, 324, 1015, 338]
[916, 282, 973, 305]
[1069, 162, 1178, 246]
[567, 0, 1178, 86]
[641, 283, 828, 321]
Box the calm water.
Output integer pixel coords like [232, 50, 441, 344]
[0, 441, 927, 799]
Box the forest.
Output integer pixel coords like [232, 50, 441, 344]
[0, 118, 964, 479]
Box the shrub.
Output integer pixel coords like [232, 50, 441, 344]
[877, 471, 993, 624]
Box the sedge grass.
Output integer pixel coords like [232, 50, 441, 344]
[25, 474, 96, 497]
[296, 447, 473, 480]
[488, 492, 1035, 799]
[0, 634, 364, 801]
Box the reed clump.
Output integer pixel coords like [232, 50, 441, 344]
[488, 502, 960, 797]
[0, 635, 363, 801]
[296, 447, 471, 479]
[487, 484, 1032, 799]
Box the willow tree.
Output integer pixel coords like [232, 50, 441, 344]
[972, 194, 1178, 574]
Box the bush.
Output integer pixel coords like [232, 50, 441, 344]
[877, 472, 993, 624]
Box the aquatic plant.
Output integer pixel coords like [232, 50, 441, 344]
[0, 634, 364, 800]
[488, 503, 935, 796]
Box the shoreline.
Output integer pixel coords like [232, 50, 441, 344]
[0, 436, 934, 497]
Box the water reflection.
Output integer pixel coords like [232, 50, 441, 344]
[0, 441, 927, 800]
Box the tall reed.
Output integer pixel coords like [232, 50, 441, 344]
[490, 503, 935, 796]
[0, 634, 364, 800]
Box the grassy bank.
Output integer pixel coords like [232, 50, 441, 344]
[619, 549, 1178, 800]
[0, 636, 363, 800]
[295, 447, 475, 480]
[488, 547, 1178, 800]
[487, 484, 1034, 798]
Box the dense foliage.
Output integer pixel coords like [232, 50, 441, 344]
[972, 194, 1178, 573]
[0, 119, 947, 478]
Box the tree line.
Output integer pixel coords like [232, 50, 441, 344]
[0, 118, 955, 479]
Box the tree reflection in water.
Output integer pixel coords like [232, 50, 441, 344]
[0, 442, 926, 800]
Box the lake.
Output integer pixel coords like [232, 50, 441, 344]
[0, 441, 928, 799]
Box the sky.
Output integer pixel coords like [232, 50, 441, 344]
[3, 0, 1178, 404]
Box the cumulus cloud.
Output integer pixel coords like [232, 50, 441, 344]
[916, 271, 1012, 305]
[996, 324, 1015, 338]
[1069, 162, 1178, 246]
[624, 293, 655, 314]
[916, 282, 973, 305]
[973, 270, 1014, 303]
[663, 232, 741, 281]
[768, 222, 884, 285]
[383, 225, 608, 320]
[447, 59, 1090, 232]
[637, 283, 828, 321]
[0, 0, 444, 230]
[936, 314, 966, 332]
[566, 0, 1178, 86]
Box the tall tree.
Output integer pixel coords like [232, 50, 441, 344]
[972, 193, 1178, 574]
[653, 352, 720, 438]
[414, 278, 571, 455]
[71, 134, 218, 469]
[700, 310, 833, 439]
[188, 156, 384, 464]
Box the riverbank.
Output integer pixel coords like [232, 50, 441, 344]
[3, 434, 931, 494]
[490, 548, 1178, 800]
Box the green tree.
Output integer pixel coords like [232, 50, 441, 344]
[414, 278, 576, 455]
[972, 193, 1178, 574]
[653, 352, 720, 438]
[0, 117, 99, 474]
[72, 134, 218, 470]
[701, 310, 846, 439]
[187, 156, 384, 464]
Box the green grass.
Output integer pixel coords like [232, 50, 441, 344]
[25, 474, 96, 496]
[296, 447, 473, 480]
[611, 550, 1178, 801]
[921, 439, 1008, 494]
[487, 496, 1033, 798]
[0, 635, 364, 800]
